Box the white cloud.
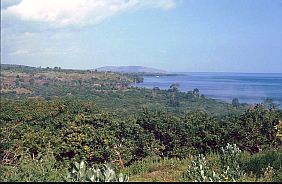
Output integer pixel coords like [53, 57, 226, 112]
[4, 29, 81, 58]
[4, 0, 177, 27]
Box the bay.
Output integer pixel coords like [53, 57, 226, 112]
[134, 72, 282, 106]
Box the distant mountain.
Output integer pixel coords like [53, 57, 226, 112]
[95, 66, 167, 74]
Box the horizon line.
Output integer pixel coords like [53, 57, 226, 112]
[1, 63, 282, 74]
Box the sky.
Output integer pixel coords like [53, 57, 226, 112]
[1, 0, 282, 73]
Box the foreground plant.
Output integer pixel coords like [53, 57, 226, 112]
[219, 143, 245, 181]
[66, 160, 129, 182]
[182, 143, 246, 182]
[182, 154, 211, 182]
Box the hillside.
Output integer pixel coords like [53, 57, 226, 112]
[96, 66, 167, 74]
[0, 64, 248, 116]
[1, 64, 282, 182]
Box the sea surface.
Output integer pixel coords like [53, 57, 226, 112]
[134, 72, 282, 106]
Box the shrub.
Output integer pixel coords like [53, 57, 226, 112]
[182, 143, 246, 182]
[0, 150, 68, 182]
[240, 147, 282, 178]
[66, 160, 129, 182]
[219, 143, 245, 181]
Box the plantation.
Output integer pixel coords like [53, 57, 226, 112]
[0, 65, 281, 182]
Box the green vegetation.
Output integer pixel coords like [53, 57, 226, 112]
[182, 144, 245, 182]
[1, 64, 281, 182]
[66, 161, 128, 182]
[125, 146, 282, 182]
[0, 64, 248, 117]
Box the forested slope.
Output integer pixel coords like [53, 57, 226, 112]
[1, 65, 281, 182]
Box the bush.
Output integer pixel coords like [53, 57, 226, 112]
[219, 143, 245, 181]
[240, 147, 282, 178]
[182, 143, 246, 182]
[66, 160, 129, 182]
[0, 150, 68, 182]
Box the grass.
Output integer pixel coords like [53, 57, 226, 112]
[122, 156, 192, 182]
[1, 148, 281, 182]
[121, 149, 282, 182]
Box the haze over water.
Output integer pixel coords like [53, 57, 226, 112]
[135, 72, 282, 106]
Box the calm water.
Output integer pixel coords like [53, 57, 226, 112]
[134, 72, 282, 106]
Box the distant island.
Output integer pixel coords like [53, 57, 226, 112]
[95, 66, 167, 73]
[95, 66, 183, 77]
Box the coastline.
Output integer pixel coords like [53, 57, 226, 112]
[133, 72, 282, 107]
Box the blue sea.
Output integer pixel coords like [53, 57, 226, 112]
[134, 72, 282, 106]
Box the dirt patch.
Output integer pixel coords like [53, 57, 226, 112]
[143, 168, 177, 182]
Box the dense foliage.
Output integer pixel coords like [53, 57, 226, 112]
[1, 64, 281, 182]
[1, 64, 248, 117]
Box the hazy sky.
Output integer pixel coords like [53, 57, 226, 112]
[1, 0, 282, 72]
